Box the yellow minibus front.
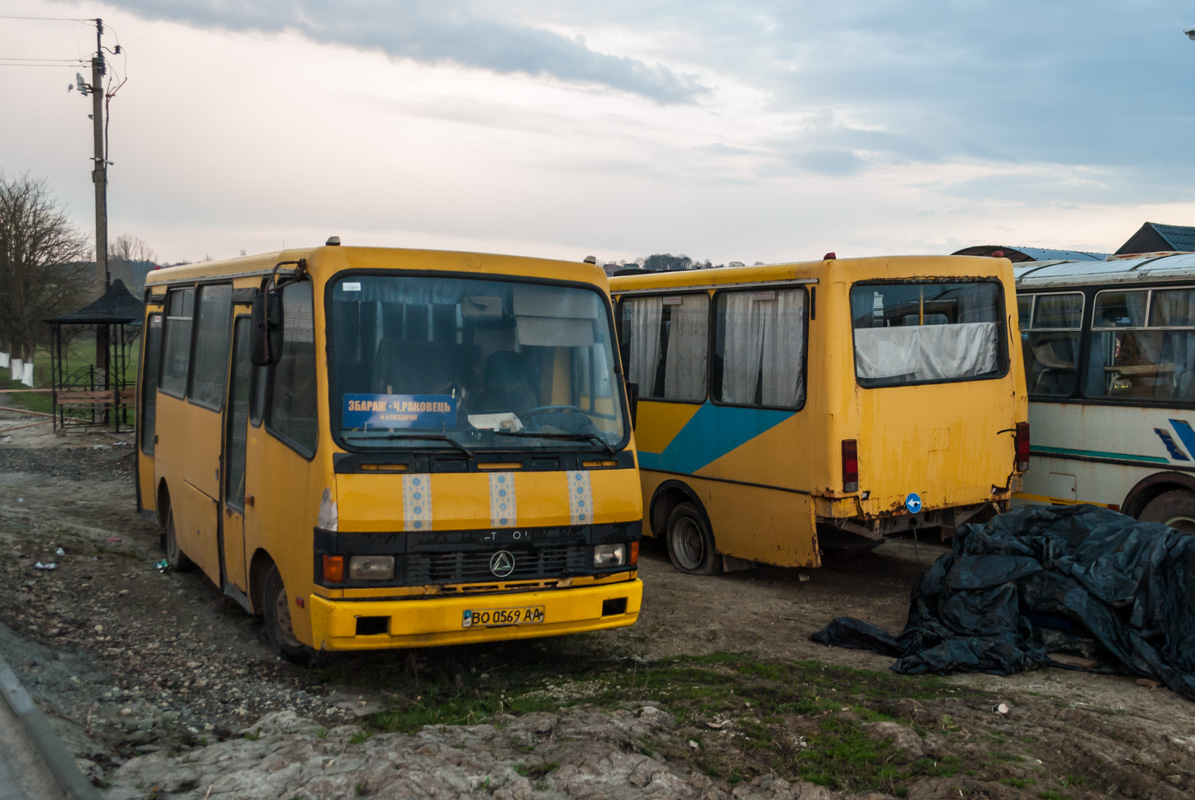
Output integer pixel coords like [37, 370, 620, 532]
[139, 245, 642, 662]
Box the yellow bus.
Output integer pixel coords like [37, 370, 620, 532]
[610, 255, 1029, 574]
[137, 243, 642, 663]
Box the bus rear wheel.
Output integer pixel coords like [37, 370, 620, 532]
[666, 502, 720, 575]
[164, 505, 196, 572]
[263, 564, 320, 666]
[1139, 489, 1195, 534]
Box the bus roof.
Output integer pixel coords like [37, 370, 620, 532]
[609, 254, 1010, 293]
[144, 246, 610, 289]
[1014, 252, 1195, 289]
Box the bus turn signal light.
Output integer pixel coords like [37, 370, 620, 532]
[1015, 422, 1030, 472]
[322, 555, 345, 583]
[630, 540, 639, 567]
[842, 439, 859, 493]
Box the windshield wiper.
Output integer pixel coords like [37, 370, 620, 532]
[492, 430, 617, 457]
[343, 432, 474, 458]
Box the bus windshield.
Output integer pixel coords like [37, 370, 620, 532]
[329, 274, 626, 451]
[850, 280, 1006, 388]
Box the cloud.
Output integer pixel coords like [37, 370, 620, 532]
[81, 0, 706, 103]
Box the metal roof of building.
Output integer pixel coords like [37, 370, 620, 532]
[951, 245, 1108, 262]
[1144, 222, 1195, 252]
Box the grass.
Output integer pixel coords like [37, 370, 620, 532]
[355, 647, 990, 796]
[1, 336, 140, 418]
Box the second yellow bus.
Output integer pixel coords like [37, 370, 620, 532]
[611, 255, 1029, 573]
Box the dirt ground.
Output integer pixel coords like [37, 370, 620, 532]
[3, 404, 1195, 798]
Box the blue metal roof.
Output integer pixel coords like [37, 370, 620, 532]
[1010, 247, 1107, 261]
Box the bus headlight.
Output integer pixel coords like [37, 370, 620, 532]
[593, 544, 626, 568]
[349, 555, 395, 581]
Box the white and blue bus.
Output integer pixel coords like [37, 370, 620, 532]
[1015, 252, 1195, 531]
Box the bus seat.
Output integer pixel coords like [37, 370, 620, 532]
[475, 351, 536, 413]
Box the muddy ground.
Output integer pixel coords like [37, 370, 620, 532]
[2, 405, 1195, 799]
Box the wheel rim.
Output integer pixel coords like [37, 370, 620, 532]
[672, 516, 705, 571]
[271, 581, 303, 649]
[1164, 513, 1195, 534]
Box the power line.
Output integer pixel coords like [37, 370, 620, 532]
[0, 57, 87, 62]
[0, 15, 92, 22]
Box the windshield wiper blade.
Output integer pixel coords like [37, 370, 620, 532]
[343, 432, 474, 457]
[491, 430, 617, 456]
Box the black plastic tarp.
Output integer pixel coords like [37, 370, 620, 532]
[811, 504, 1195, 699]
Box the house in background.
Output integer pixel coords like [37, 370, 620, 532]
[955, 221, 1195, 263]
[1114, 222, 1195, 255]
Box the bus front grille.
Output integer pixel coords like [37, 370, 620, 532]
[406, 546, 589, 585]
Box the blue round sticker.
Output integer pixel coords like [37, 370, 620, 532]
[905, 493, 922, 514]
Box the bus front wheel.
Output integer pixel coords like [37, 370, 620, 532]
[164, 505, 196, 572]
[666, 502, 720, 575]
[1139, 489, 1195, 534]
[263, 565, 320, 666]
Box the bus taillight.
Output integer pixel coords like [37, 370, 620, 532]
[842, 439, 859, 493]
[1015, 422, 1030, 472]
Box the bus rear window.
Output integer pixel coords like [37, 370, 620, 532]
[849, 281, 1006, 388]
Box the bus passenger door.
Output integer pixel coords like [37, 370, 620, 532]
[137, 309, 163, 515]
[221, 317, 252, 595]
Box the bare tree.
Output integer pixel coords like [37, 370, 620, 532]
[0, 173, 91, 362]
[110, 233, 156, 264]
[109, 233, 158, 291]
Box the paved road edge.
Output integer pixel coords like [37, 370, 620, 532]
[0, 651, 102, 800]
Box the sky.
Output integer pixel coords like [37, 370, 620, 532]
[2, 0, 1194, 266]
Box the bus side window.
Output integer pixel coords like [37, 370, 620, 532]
[140, 313, 163, 455]
[187, 283, 233, 411]
[622, 295, 709, 402]
[159, 286, 195, 398]
[714, 288, 806, 409]
[266, 281, 317, 456]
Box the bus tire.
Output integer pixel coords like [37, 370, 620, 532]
[666, 502, 720, 575]
[263, 564, 320, 666]
[164, 504, 196, 572]
[1139, 489, 1195, 534]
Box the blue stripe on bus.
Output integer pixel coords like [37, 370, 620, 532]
[1168, 419, 1195, 462]
[637, 403, 793, 475]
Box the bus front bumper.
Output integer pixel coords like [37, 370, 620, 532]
[307, 579, 643, 651]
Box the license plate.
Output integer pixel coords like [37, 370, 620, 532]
[462, 605, 545, 628]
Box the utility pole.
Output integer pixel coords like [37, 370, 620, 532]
[91, 18, 108, 295]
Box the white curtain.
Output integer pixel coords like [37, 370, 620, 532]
[626, 297, 662, 392]
[719, 289, 807, 406]
[721, 292, 765, 404]
[854, 322, 998, 382]
[664, 295, 709, 400]
[760, 291, 806, 406]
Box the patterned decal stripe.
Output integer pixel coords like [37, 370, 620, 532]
[1155, 428, 1190, 462]
[489, 472, 517, 528]
[567, 470, 593, 525]
[1168, 419, 1195, 462]
[637, 402, 794, 475]
[402, 474, 432, 531]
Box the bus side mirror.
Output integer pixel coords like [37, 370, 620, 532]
[625, 380, 639, 429]
[251, 291, 283, 366]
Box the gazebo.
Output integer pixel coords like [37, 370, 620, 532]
[43, 279, 145, 433]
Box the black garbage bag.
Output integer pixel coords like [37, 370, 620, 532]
[810, 504, 1195, 699]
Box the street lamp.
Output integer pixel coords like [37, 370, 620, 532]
[1186, 28, 1195, 40]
